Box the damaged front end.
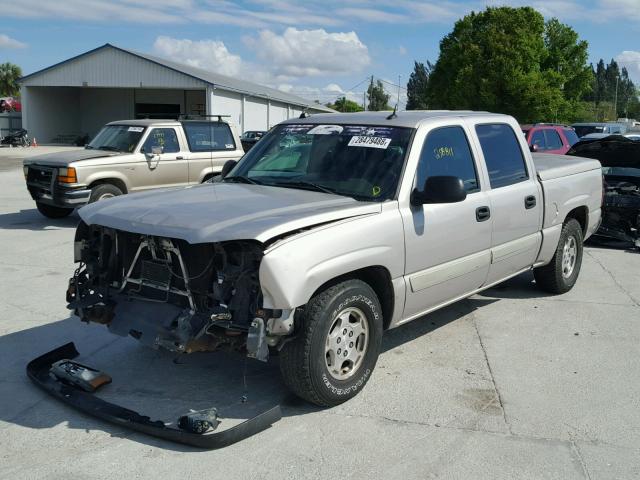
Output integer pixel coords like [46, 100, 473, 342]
[567, 136, 640, 248]
[67, 221, 292, 360]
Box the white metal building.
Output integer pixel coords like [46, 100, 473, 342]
[19, 43, 333, 143]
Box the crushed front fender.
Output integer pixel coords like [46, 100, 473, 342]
[26, 342, 282, 449]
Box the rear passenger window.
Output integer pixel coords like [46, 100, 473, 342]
[545, 129, 563, 149]
[417, 126, 479, 193]
[563, 129, 579, 146]
[183, 122, 236, 152]
[475, 124, 529, 188]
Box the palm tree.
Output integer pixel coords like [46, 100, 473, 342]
[0, 63, 22, 97]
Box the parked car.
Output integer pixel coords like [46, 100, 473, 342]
[240, 130, 266, 152]
[568, 136, 640, 248]
[0, 96, 21, 112]
[521, 123, 579, 154]
[572, 122, 628, 138]
[23, 118, 244, 218]
[49, 109, 603, 437]
[576, 132, 640, 141]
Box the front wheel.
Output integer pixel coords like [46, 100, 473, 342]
[89, 183, 123, 203]
[279, 279, 383, 407]
[534, 218, 584, 294]
[36, 202, 73, 219]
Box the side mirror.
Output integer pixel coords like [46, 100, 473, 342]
[220, 159, 237, 178]
[530, 144, 539, 152]
[410, 176, 467, 205]
[151, 146, 163, 155]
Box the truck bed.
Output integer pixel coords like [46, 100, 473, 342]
[533, 153, 601, 181]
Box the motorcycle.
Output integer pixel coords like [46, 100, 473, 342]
[0, 129, 30, 147]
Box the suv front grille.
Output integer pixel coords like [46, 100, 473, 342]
[27, 166, 54, 191]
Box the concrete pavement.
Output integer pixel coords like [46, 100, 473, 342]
[0, 163, 638, 479]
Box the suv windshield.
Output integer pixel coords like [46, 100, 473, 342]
[228, 123, 413, 201]
[86, 125, 146, 153]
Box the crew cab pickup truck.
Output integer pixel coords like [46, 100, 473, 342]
[23, 118, 244, 218]
[63, 111, 602, 410]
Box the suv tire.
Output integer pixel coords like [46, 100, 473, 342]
[279, 279, 383, 407]
[89, 183, 123, 203]
[534, 218, 583, 294]
[36, 202, 73, 219]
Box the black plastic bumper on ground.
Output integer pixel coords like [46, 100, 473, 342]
[27, 343, 282, 449]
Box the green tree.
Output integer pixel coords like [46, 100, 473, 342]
[0, 62, 22, 97]
[406, 61, 433, 110]
[425, 6, 591, 123]
[367, 79, 391, 111]
[326, 96, 363, 112]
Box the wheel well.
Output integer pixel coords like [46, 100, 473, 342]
[202, 173, 215, 183]
[311, 266, 395, 330]
[89, 178, 128, 194]
[565, 206, 588, 236]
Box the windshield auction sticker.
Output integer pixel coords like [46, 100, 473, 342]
[348, 135, 392, 149]
[128, 127, 144, 132]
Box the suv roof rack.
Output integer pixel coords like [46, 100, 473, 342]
[533, 122, 572, 128]
[179, 114, 231, 122]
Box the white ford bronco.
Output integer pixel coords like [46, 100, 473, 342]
[63, 111, 602, 408]
[23, 118, 244, 218]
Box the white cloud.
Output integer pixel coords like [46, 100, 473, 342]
[153, 36, 242, 77]
[616, 51, 640, 83]
[323, 83, 344, 94]
[245, 27, 370, 77]
[0, 34, 26, 49]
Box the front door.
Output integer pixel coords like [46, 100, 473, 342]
[137, 127, 189, 190]
[401, 123, 493, 322]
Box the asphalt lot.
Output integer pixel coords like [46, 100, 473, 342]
[1, 156, 639, 479]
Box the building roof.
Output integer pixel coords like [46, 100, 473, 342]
[281, 110, 501, 128]
[20, 43, 334, 113]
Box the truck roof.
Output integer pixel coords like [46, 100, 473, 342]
[281, 110, 504, 128]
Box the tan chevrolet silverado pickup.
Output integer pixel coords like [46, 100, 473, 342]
[23, 118, 244, 218]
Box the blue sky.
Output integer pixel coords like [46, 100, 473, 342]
[1, 0, 639, 108]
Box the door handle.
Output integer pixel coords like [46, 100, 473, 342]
[176, 156, 184, 160]
[476, 206, 491, 222]
[524, 195, 536, 209]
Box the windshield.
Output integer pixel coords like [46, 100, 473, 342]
[87, 125, 146, 152]
[227, 123, 413, 201]
[574, 125, 604, 138]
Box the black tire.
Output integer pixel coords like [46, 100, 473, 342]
[89, 183, 123, 203]
[279, 279, 383, 407]
[36, 202, 73, 219]
[534, 218, 584, 294]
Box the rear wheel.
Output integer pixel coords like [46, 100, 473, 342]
[36, 202, 73, 219]
[279, 279, 383, 407]
[89, 183, 123, 203]
[534, 218, 583, 294]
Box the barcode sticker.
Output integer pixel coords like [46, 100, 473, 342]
[348, 136, 391, 149]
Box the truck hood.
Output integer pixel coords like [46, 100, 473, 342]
[78, 183, 382, 244]
[23, 149, 120, 167]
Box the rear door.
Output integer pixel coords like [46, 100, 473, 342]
[137, 127, 189, 190]
[472, 121, 543, 285]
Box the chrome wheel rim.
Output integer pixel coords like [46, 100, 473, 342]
[325, 307, 369, 380]
[98, 193, 115, 201]
[561, 236, 577, 278]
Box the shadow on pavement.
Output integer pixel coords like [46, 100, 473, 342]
[0, 208, 79, 230]
[0, 293, 516, 451]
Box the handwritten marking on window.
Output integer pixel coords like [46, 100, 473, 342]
[433, 146, 454, 159]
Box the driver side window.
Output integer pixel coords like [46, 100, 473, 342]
[417, 126, 479, 193]
[143, 128, 180, 154]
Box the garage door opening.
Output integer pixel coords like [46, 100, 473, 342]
[135, 103, 180, 120]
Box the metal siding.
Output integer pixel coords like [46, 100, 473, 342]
[269, 101, 288, 127]
[21, 47, 205, 89]
[211, 89, 242, 128]
[24, 87, 81, 143]
[244, 98, 268, 131]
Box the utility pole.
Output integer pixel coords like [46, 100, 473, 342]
[397, 74, 401, 108]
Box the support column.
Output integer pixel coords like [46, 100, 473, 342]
[206, 85, 214, 116]
[20, 86, 28, 132]
[241, 94, 246, 134]
[266, 99, 271, 130]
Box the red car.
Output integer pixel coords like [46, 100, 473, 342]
[0, 97, 21, 112]
[521, 124, 579, 154]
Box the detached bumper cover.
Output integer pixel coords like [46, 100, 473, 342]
[27, 343, 282, 449]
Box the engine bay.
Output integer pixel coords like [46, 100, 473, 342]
[67, 222, 278, 358]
